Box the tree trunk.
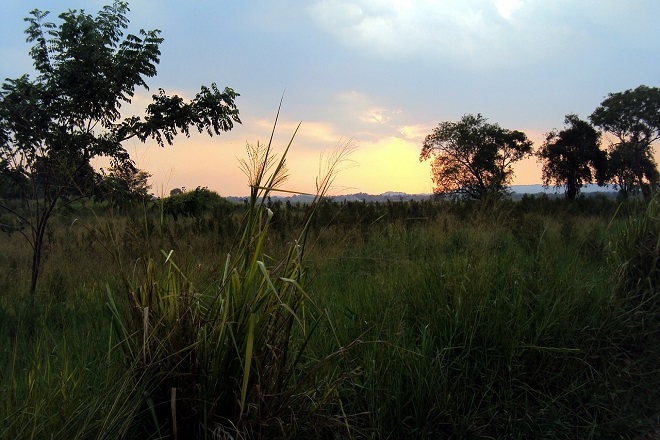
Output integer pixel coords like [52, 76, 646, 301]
[28, 198, 57, 301]
[29, 216, 48, 301]
[566, 180, 577, 200]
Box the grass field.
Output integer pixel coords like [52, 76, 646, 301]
[1, 194, 658, 439]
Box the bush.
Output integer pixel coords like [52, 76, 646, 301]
[162, 186, 232, 220]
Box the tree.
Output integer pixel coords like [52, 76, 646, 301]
[0, 2, 241, 298]
[537, 114, 607, 199]
[96, 162, 152, 210]
[0, 159, 28, 199]
[590, 85, 660, 197]
[163, 186, 230, 220]
[420, 114, 533, 200]
[32, 152, 97, 199]
[606, 142, 659, 198]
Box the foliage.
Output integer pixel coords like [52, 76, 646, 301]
[95, 162, 152, 210]
[162, 186, 229, 220]
[537, 114, 607, 199]
[590, 85, 660, 197]
[0, 159, 28, 199]
[0, 2, 240, 298]
[420, 114, 533, 200]
[607, 140, 659, 198]
[30, 154, 97, 199]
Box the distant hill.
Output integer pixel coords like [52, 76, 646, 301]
[510, 183, 617, 194]
[224, 184, 618, 204]
[224, 192, 432, 204]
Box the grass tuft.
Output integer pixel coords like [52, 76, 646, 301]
[105, 111, 357, 439]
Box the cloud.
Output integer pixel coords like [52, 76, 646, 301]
[359, 107, 402, 124]
[494, 0, 524, 19]
[398, 124, 434, 141]
[336, 91, 405, 127]
[307, 0, 660, 71]
[254, 117, 341, 146]
[328, 90, 404, 139]
[308, 0, 521, 67]
[331, 90, 439, 147]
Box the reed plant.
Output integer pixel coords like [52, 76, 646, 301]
[105, 110, 357, 439]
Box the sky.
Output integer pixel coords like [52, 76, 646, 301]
[1, 1, 659, 197]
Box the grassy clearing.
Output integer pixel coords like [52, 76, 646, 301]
[1, 194, 658, 439]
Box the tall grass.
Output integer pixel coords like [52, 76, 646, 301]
[2, 178, 659, 438]
[0, 297, 127, 439]
[311, 203, 659, 438]
[103, 112, 357, 439]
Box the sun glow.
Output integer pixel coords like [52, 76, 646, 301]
[103, 120, 549, 198]
[494, 0, 524, 19]
[339, 136, 432, 195]
[101, 89, 549, 198]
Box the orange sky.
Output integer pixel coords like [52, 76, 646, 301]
[91, 89, 554, 197]
[104, 117, 547, 197]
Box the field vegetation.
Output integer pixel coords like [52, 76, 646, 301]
[1, 188, 658, 439]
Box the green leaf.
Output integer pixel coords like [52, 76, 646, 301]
[240, 313, 256, 416]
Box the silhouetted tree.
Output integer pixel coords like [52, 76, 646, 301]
[0, 2, 241, 298]
[32, 152, 97, 199]
[96, 162, 152, 209]
[420, 114, 533, 200]
[590, 85, 660, 197]
[0, 159, 28, 199]
[537, 114, 607, 199]
[163, 186, 229, 220]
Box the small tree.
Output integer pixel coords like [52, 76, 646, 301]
[537, 114, 607, 199]
[163, 186, 229, 220]
[96, 162, 152, 210]
[606, 142, 659, 198]
[590, 85, 660, 197]
[0, 2, 241, 298]
[420, 114, 533, 200]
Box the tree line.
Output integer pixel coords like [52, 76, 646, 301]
[420, 85, 660, 201]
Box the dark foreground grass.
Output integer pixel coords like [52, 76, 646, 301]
[1, 196, 659, 439]
[0, 297, 132, 439]
[311, 208, 659, 438]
